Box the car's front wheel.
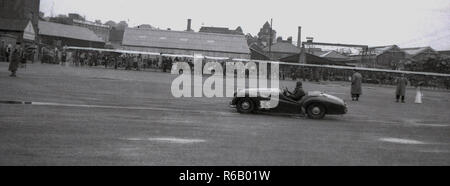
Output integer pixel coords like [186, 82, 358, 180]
[306, 103, 326, 119]
[236, 98, 255, 114]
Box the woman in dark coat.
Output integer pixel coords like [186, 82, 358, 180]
[350, 70, 362, 101]
[8, 45, 21, 77]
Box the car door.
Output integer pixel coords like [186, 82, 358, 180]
[267, 93, 302, 114]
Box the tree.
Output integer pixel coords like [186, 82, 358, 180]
[116, 21, 128, 30]
[49, 14, 71, 25]
[105, 20, 117, 28]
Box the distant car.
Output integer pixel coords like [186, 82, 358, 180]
[230, 88, 347, 119]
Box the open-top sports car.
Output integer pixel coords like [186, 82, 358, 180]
[230, 88, 347, 119]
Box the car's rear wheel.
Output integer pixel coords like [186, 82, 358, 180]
[237, 98, 255, 114]
[307, 103, 326, 119]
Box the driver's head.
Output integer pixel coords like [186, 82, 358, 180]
[296, 81, 303, 88]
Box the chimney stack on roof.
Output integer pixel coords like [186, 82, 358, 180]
[187, 19, 192, 31]
[297, 26, 302, 48]
[287, 36, 293, 44]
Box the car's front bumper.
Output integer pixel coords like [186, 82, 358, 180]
[229, 97, 238, 108]
[229, 101, 236, 108]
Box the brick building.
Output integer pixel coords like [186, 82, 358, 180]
[257, 21, 276, 47]
[0, 0, 40, 46]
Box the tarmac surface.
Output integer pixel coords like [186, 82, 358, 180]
[0, 62, 449, 165]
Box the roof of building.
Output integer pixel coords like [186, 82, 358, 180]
[263, 42, 301, 54]
[122, 28, 250, 54]
[73, 19, 110, 29]
[0, 18, 30, 32]
[38, 21, 104, 43]
[199, 26, 243, 35]
[438, 50, 450, 56]
[402, 47, 436, 57]
[368, 45, 402, 56]
[249, 43, 270, 60]
[279, 52, 353, 66]
[318, 50, 348, 59]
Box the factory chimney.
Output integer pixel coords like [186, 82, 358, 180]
[187, 19, 192, 31]
[297, 26, 302, 48]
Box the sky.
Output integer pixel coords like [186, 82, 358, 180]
[40, 0, 450, 50]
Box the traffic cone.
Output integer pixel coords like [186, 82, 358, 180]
[415, 87, 422, 104]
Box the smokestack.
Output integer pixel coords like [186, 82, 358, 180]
[297, 26, 302, 48]
[187, 19, 192, 31]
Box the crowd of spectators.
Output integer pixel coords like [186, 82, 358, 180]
[6, 45, 447, 90]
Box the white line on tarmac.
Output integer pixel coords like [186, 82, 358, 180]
[122, 137, 206, 144]
[30, 101, 234, 116]
[410, 123, 449, 127]
[378, 137, 427, 145]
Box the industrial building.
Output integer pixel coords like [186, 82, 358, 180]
[121, 27, 250, 59]
[402, 47, 439, 61]
[39, 21, 105, 48]
[263, 41, 301, 60]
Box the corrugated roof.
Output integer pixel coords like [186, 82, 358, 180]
[402, 47, 436, 57]
[122, 28, 250, 54]
[199, 26, 243, 35]
[368, 45, 400, 56]
[263, 42, 301, 54]
[38, 21, 104, 43]
[319, 51, 348, 59]
[280, 53, 353, 66]
[438, 50, 450, 56]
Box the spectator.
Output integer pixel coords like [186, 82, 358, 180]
[20, 46, 26, 68]
[6, 44, 12, 62]
[0, 40, 5, 62]
[351, 69, 362, 101]
[8, 43, 21, 77]
[61, 51, 67, 65]
[395, 74, 408, 103]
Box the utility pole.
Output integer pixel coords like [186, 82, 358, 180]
[268, 18, 273, 60]
[50, 2, 55, 17]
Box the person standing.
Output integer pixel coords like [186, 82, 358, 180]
[0, 41, 5, 62]
[8, 44, 21, 77]
[20, 46, 26, 68]
[395, 74, 408, 103]
[61, 51, 67, 65]
[6, 44, 12, 62]
[351, 69, 362, 101]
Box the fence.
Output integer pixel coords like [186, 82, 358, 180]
[63, 46, 450, 90]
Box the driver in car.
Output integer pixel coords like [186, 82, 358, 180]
[285, 81, 306, 101]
